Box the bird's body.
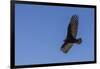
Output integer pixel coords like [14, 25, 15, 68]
[61, 15, 82, 53]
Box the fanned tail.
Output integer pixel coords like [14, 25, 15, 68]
[76, 38, 82, 44]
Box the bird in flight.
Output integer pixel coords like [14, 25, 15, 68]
[60, 15, 82, 53]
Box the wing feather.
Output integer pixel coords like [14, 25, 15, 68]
[61, 43, 73, 53]
[70, 15, 78, 38]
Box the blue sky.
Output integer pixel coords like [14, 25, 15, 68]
[15, 4, 95, 65]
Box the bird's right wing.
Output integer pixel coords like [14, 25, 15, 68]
[61, 43, 73, 53]
[70, 15, 79, 38]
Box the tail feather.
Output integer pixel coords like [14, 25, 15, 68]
[76, 38, 82, 44]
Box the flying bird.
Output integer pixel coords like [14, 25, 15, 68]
[60, 15, 82, 53]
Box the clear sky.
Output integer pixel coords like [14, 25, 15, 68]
[15, 3, 95, 65]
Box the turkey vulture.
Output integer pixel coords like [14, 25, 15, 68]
[60, 15, 82, 53]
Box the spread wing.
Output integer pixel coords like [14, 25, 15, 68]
[70, 15, 79, 38]
[64, 15, 79, 41]
[61, 43, 73, 53]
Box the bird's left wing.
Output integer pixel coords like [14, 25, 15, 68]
[61, 43, 73, 53]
